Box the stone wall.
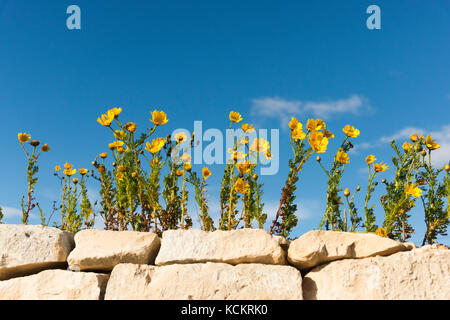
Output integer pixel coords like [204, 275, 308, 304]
[0, 224, 448, 300]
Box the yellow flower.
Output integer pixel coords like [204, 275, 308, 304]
[18, 133, 31, 143]
[236, 162, 252, 174]
[240, 138, 249, 145]
[150, 110, 169, 126]
[176, 170, 184, 176]
[376, 227, 387, 237]
[78, 168, 88, 175]
[291, 126, 306, 141]
[117, 165, 126, 173]
[41, 144, 50, 152]
[30, 140, 40, 147]
[373, 162, 389, 172]
[404, 183, 422, 198]
[108, 107, 122, 118]
[117, 146, 126, 154]
[249, 138, 270, 153]
[64, 168, 76, 176]
[307, 119, 326, 132]
[55, 165, 61, 172]
[402, 142, 411, 152]
[99, 152, 108, 159]
[116, 172, 125, 181]
[131, 172, 137, 178]
[365, 155, 376, 165]
[98, 165, 106, 174]
[342, 125, 360, 138]
[308, 132, 328, 153]
[64, 162, 73, 170]
[72, 178, 79, 184]
[336, 150, 350, 164]
[145, 138, 165, 154]
[410, 133, 424, 142]
[228, 148, 246, 161]
[289, 117, 301, 131]
[124, 122, 137, 133]
[234, 178, 249, 194]
[425, 135, 440, 151]
[174, 132, 188, 143]
[97, 110, 115, 126]
[229, 111, 243, 123]
[241, 123, 255, 133]
[184, 163, 192, 171]
[202, 167, 212, 180]
[109, 141, 125, 150]
[265, 150, 273, 159]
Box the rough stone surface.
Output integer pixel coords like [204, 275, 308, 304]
[155, 229, 287, 266]
[67, 229, 161, 272]
[105, 262, 303, 300]
[288, 230, 409, 270]
[303, 247, 450, 300]
[0, 269, 109, 300]
[0, 224, 74, 280]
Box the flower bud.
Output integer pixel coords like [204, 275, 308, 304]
[382, 178, 386, 184]
[98, 165, 106, 174]
[445, 164, 450, 172]
[112, 162, 117, 167]
[356, 186, 361, 192]
[420, 150, 427, 157]
[344, 188, 350, 197]
[73, 178, 79, 184]
[316, 156, 321, 162]
[374, 181, 378, 186]
[41, 144, 50, 152]
[30, 140, 40, 147]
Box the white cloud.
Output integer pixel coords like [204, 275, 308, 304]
[1, 206, 21, 218]
[379, 127, 425, 143]
[251, 94, 367, 129]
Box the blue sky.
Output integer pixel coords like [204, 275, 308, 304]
[0, 0, 449, 245]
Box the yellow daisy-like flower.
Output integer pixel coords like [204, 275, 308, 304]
[109, 141, 125, 150]
[108, 107, 122, 118]
[344, 188, 350, 197]
[336, 150, 350, 164]
[176, 170, 184, 176]
[97, 110, 115, 127]
[124, 122, 137, 133]
[425, 135, 440, 151]
[234, 178, 249, 194]
[116, 172, 125, 181]
[64, 162, 73, 170]
[241, 124, 255, 133]
[64, 168, 77, 176]
[117, 165, 126, 173]
[117, 146, 126, 154]
[18, 133, 31, 143]
[174, 132, 188, 144]
[202, 167, 212, 180]
[229, 111, 243, 123]
[308, 132, 328, 153]
[228, 148, 246, 161]
[99, 152, 108, 159]
[404, 183, 422, 198]
[365, 155, 376, 165]
[114, 130, 124, 140]
[145, 138, 165, 154]
[55, 165, 61, 172]
[402, 142, 412, 152]
[249, 138, 270, 153]
[410, 133, 424, 142]
[78, 168, 88, 175]
[292, 125, 306, 141]
[343, 125, 360, 138]
[72, 178, 79, 184]
[150, 110, 169, 126]
[41, 144, 50, 152]
[307, 119, 326, 132]
[373, 161, 389, 172]
[236, 162, 252, 174]
[184, 163, 192, 172]
[289, 117, 301, 131]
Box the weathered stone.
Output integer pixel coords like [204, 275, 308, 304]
[105, 262, 303, 300]
[303, 247, 450, 300]
[155, 229, 286, 266]
[288, 230, 409, 270]
[0, 224, 74, 280]
[0, 269, 109, 300]
[67, 229, 161, 272]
